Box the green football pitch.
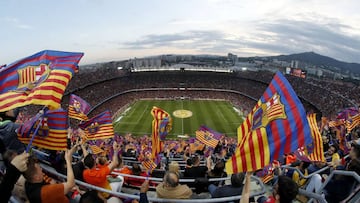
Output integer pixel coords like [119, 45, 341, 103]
[113, 100, 244, 138]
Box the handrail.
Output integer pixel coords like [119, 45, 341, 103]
[40, 163, 266, 202]
[112, 172, 231, 183]
[298, 189, 327, 203]
[281, 165, 330, 179]
[319, 170, 360, 193]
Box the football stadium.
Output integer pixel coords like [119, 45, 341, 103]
[1, 2, 360, 203]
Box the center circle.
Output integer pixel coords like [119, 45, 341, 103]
[173, 109, 193, 118]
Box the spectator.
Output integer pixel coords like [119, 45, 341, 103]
[83, 141, 120, 199]
[24, 147, 76, 203]
[207, 160, 227, 186]
[257, 175, 299, 203]
[126, 163, 147, 186]
[156, 171, 192, 199]
[0, 108, 25, 153]
[168, 161, 182, 178]
[184, 155, 208, 178]
[209, 173, 245, 199]
[79, 190, 106, 203]
[327, 144, 340, 167]
[0, 151, 29, 202]
[324, 158, 360, 203]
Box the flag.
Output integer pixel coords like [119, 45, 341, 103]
[346, 114, 360, 133]
[151, 106, 171, 159]
[68, 94, 91, 121]
[142, 159, 157, 172]
[256, 160, 280, 184]
[306, 114, 325, 162]
[0, 50, 83, 112]
[226, 71, 312, 173]
[195, 125, 222, 148]
[78, 110, 114, 140]
[89, 145, 105, 155]
[17, 108, 68, 150]
[294, 114, 325, 162]
[337, 107, 359, 120]
[329, 120, 345, 128]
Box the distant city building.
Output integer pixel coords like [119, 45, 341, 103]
[228, 53, 238, 64]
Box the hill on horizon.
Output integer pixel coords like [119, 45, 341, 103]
[269, 52, 360, 75]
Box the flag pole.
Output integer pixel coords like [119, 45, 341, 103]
[25, 106, 47, 153]
[26, 116, 43, 153]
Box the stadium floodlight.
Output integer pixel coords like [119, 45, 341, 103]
[241, 67, 247, 71]
[117, 66, 123, 70]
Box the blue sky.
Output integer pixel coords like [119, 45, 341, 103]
[1, 0, 360, 64]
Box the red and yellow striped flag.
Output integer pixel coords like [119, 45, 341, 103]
[346, 114, 360, 133]
[306, 114, 325, 162]
[0, 50, 83, 112]
[151, 106, 171, 159]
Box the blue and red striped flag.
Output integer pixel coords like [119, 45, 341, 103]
[0, 50, 83, 112]
[17, 108, 69, 150]
[196, 125, 222, 148]
[226, 71, 312, 173]
[68, 94, 91, 121]
[78, 110, 114, 140]
[151, 106, 171, 159]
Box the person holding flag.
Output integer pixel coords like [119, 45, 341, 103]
[0, 108, 25, 153]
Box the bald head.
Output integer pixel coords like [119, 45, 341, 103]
[164, 171, 179, 187]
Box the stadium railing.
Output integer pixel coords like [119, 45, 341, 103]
[40, 163, 267, 203]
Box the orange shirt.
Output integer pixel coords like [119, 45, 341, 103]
[41, 183, 69, 203]
[83, 166, 111, 198]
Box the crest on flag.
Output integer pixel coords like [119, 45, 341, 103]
[73, 99, 82, 113]
[88, 122, 100, 134]
[32, 117, 50, 137]
[252, 93, 286, 130]
[17, 64, 50, 89]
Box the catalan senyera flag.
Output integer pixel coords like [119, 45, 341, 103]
[329, 120, 345, 128]
[0, 50, 83, 112]
[151, 106, 171, 159]
[68, 94, 91, 121]
[78, 110, 114, 140]
[195, 125, 222, 148]
[346, 114, 360, 133]
[306, 114, 325, 162]
[226, 71, 312, 173]
[142, 159, 157, 172]
[17, 108, 68, 150]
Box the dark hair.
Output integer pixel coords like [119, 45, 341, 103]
[84, 154, 95, 169]
[211, 161, 225, 177]
[79, 190, 103, 203]
[348, 158, 360, 175]
[351, 143, 360, 159]
[131, 163, 142, 176]
[231, 173, 245, 187]
[186, 158, 193, 166]
[277, 175, 299, 203]
[191, 156, 200, 165]
[330, 143, 339, 153]
[164, 171, 179, 187]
